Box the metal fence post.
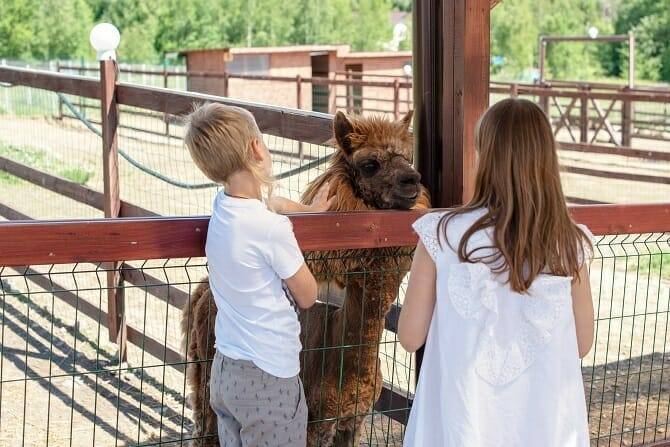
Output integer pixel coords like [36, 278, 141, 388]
[100, 59, 126, 360]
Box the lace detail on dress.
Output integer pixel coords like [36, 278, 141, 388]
[448, 263, 572, 387]
[412, 213, 444, 262]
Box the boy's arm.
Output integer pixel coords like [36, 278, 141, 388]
[269, 197, 312, 213]
[269, 182, 332, 214]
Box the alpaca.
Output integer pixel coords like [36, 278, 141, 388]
[182, 110, 430, 446]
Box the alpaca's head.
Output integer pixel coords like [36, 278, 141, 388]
[331, 111, 424, 210]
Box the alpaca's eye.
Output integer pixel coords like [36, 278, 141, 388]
[359, 160, 381, 177]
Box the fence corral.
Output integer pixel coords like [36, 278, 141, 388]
[0, 206, 669, 446]
[2, 64, 669, 208]
[1, 63, 670, 446]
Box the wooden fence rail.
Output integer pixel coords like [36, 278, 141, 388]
[50, 64, 670, 147]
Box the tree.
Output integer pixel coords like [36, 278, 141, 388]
[102, 0, 160, 62]
[0, 0, 36, 59]
[610, 0, 670, 81]
[32, 0, 93, 60]
[491, 0, 538, 77]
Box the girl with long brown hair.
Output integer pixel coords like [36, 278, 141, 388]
[399, 98, 594, 446]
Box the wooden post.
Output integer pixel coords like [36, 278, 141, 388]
[56, 61, 63, 120]
[510, 83, 519, 98]
[100, 59, 126, 360]
[580, 88, 589, 143]
[413, 0, 491, 382]
[393, 78, 401, 120]
[223, 72, 230, 97]
[296, 74, 303, 109]
[296, 75, 304, 161]
[622, 93, 633, 147]
[623, 32, 635, 147]
[163, 67, 170, 136]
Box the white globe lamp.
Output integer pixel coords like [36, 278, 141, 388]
[90, 23, 120, 61]
[403, 63, 413, 77]
[587, 26, 599, 39]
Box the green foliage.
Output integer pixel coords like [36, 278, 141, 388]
[101, 0, 161, 62]
[492, 0, 613, 80]
[0, 0, 37, 59]
[628, 253, 670, 281]
[0, 0, 396, 62]
[33, 0, 93, 60]
[59, 167, 92, 184]
[2, 0, 670, 82]
[610, 0, 670, 81]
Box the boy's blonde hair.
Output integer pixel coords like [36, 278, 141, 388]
[184, 102, 273, 194]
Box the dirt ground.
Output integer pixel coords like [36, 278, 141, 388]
[0, 107, 669, 446]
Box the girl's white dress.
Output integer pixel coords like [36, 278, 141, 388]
[404, 209, 592, 447]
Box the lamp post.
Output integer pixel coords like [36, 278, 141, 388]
[90, 23, 126, 359]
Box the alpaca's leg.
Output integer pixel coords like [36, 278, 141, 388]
[308, 419, 338, 447]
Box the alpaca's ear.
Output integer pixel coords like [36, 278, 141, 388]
[334, 111, 355, 154]
[398, 110, 414, 132]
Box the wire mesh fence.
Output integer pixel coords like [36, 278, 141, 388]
[0, 82, 334, 218]
[0, 248, 417, 446]
[3, 66, 670, 221]
[0, 229, 669, 446]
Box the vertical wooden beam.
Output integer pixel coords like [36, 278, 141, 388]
[100, 59, 125, 359]
[223, 72, 230, 97]
[296, 74, 303, 109]
[56, 61, 63, 120]
[393, 79, 401, 120]
[580, 88, 589, 143]
[163, 67, 170, 136]
[414, 0, 490, 207]
[413, 0, 491, 383]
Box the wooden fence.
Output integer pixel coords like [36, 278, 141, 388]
[1, 63, 670, 444]
[55, 63, 670, 148]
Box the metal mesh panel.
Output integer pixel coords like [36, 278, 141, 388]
[1, 234, 669, 445]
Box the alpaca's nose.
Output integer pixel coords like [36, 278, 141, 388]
[399, 171, 421, 186]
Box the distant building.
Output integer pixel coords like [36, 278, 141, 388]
[178, 45, 412, 114]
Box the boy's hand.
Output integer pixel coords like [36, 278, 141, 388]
[269, 183, 333, 213]
[306, 182, 333, 212]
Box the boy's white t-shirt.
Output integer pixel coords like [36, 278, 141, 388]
[205, 191, 305, 378]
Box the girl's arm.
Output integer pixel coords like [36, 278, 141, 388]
[398, 241, 437, 353]
[572, 264, 594, 358]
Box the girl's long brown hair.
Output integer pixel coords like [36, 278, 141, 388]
[439, 98, 590, 293]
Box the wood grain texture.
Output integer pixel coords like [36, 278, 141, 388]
[116, 83, 333, 145]
[0, 155, 106, 210]
[0, 204, 668, 266]
[0, 155, 156, 218]
[0, 66, 99, 99]
[0, 203, 31, 221]
[558, 142, 670, 162]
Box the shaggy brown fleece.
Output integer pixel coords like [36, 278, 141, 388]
[182, 111, 430, 446]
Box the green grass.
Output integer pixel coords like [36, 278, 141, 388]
[0, 142, 93, 186]
[629, 253, 670, 281]
[58, 167, 91, 184]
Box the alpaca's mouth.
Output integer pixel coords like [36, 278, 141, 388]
[393, 191, 419, 201]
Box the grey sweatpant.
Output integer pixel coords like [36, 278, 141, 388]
[209, 351, 307, 447]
